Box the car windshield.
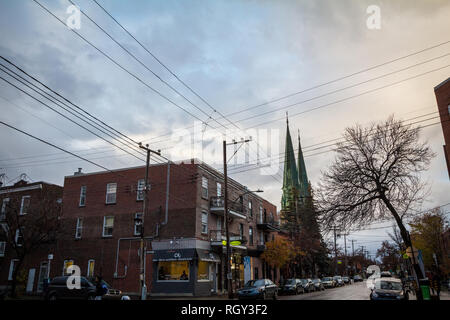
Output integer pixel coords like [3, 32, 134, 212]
[333, 276, 341, 280]
[300, 279, 308, 284]
[245, 280, 265, 287]
[312, 279, 320, 283]
[377, 281, 402, 291]
[284, 279, 296, 285]
[323, 277, 332, 281]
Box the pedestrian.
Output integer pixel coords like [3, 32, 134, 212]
[95, 276, 107, 300]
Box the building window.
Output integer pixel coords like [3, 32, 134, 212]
[134, 212, 143, 236]
[216, 183, 222, 197]
[137, 179, 145, 201]
[254, 267, 259, 280]
[198, 261, 210, 281]
[75, 218, 83, 239]
[249, 227, 253, 246]
[8, 259, 19, 280]
[103, 216, 114, 237]
[201, 176, 208, 199]
[87, 260, 95, 277]
[15, 228, 24, 246]
[259, 206, 263, 223]
[239, 223, 244, 239]
[20, 195, 30, 215]
[260, 232, 264, 245]
[201, 211, 208, 234]
[158, 261, 189, 281]
[79, 186, 86, 206]
[248, 200, 252, 217]
[0, 241, 5, 257]
[105, 183, 117, 204]
[63, 260, 74, 275]
[448, 104, 450, 115]
[1, 198, 9, 220]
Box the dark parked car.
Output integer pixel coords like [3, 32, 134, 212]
[300, 279, 315, 293]
[87, 277, 129, 300]
[312, 278, 325, 291]
[333, 275, 344, 286]
[342, 276, 351, 284]
[237, 279, 278, 300]
[353, 275, 363, 282]
[370, 278, 408, 300]
[280, 279, 304, 295]
[44, 276, 96, 300]
[321, 277, 336, 288]
[380, 271, 392, 278]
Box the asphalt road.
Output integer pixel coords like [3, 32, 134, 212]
[279, 281, 371, 300]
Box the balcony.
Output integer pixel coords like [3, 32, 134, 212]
[209, 196, 246, 220]
[209, 229, 247, 248]
[257, 218, 281, 232]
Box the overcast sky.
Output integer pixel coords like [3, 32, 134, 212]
[1, 0, 449, 256]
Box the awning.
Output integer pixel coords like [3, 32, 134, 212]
[196, 249, 221, 263]
[152, 248, 196, 262]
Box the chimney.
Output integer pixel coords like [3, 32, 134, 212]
[74, 168, 83, 176]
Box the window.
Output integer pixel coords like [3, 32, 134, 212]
[448, 104, 450, 115]
[63, 260, 74, 275]
[1, 198, 9, 220]
[198, 261, 210, 281]
[8, 259, 19, 280]
[248, 200, 252, 217]
[158, 261, 189, 281]
[259, 206, 263, 223]
[15, 228, 24, 246]
[260, 232, 264, 245]
[216, 183, 222, 197]
[75, 218, 83, 239]
[201, 177, 208, 199]
[254, 267, 259, 280]
[103, 216, 114, 237]
[79, 186, 86, 206]
[0, 241, 5, 257]
[249, 227, 253, 246]
[137, 179, 145, 201]
[20, 196, 30, 215]
[134, 212, 143, 236]
[106, 183, 117, 204]
[87, 260, 95, 277]
[239, 223, 244, 238]
[201, 211, 208, 234]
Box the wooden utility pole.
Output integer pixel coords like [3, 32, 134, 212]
[138, 143, 160, 300]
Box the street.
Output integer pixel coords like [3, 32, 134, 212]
[279, 281, 370, 300]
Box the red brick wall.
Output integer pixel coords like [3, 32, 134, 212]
[435, 78, 450, 178]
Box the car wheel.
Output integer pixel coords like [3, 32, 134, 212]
[48, 294, 57, 301]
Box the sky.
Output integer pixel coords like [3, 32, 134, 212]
[0, 0, 449, 257]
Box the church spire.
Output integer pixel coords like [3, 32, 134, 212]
[281, 114, 299, 211]
[297, 130, 310, 199]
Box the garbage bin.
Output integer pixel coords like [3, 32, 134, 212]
[419, 279, 431, 300]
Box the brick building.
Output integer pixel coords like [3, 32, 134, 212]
[434, 77, 450, 179]
[57, 160, 280, 297]
[0, 179, 63, 295]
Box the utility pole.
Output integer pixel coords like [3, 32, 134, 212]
[350, 240, 356, 257]
[343, 233, 348, 276]
[138, 143, 161, 300]
[223, 138, 250, 299]
[330, 226, 340, 275]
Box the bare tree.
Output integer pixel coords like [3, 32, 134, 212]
[0, 189, 62, 297]
[317, 116, 434, 274]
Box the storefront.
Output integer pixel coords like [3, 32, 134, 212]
[151, 243, 220, 297]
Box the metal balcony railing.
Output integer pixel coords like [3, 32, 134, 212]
[209, 229, 247, 245]
[257, 217, 280, 231]
[209, 196, 246, 217]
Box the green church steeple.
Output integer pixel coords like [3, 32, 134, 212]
[281, 115, 299, 211]
[297, 130, 310, 201]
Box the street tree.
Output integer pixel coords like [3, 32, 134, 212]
[0, 188, 62, 297]
[376, 240, 402, 271]
[317, 116, 434, 277]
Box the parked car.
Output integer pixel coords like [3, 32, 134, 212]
[44, 276, 96, 300]
[300, 278, 315, 293]
[237, 279, 278, 300]
[380, 271, 392, 278]
[312, 278, 325, 291]
[342, 276, 351, 284]
[370, 277, 408, 300]
[280, 279, 304, 295]
[321, 277, 336, 288]
[87, 277, 129, 300]
[353, 275, 363, 282]
[333, 275, 344, 286]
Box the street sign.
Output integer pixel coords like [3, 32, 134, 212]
[337, 260, 342, 264]
[48, 254, 53, 260]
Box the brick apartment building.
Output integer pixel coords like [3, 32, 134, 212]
[56, 159, 281, 297]
[434, 77, 450, 179]
[0, 179, 63, 295]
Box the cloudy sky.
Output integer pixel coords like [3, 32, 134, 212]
[1, 0, 449, 256]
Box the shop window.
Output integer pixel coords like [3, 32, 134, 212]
[63, 260, 74, 275]
[158, 261, 190, 281]
[197, 261, 210, 281]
